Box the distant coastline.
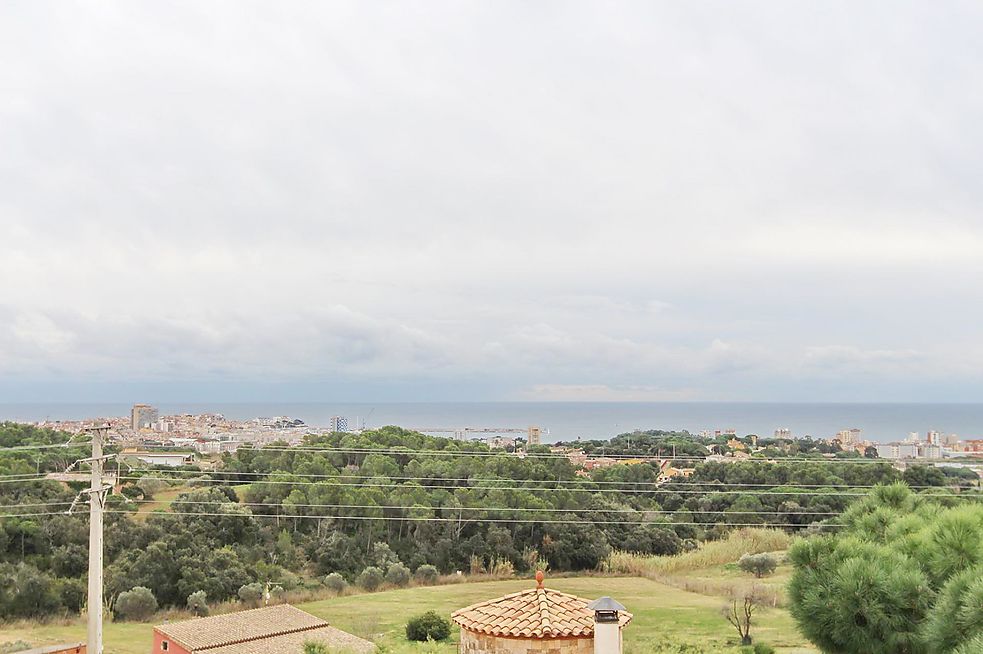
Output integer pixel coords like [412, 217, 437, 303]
[2, 401, 982, 444]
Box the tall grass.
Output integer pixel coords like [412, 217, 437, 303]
[605, 528, 792, 576]
[604, 528, 793, 607]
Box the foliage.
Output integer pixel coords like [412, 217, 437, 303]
[114, 586, 158, 622]
[237, 582, 264, 606]
[741, 645, 775, 654]
[324, 572, 347, 593]
[788, 483, 983, 653]
[3, 421, 968, 622]
[0, 563, 62, 618]
[302, 642, 328, 654]
[405, 610, 451, 642]
[606, 529, 792, 576]
[385, 562, 411, 587]
[414, 564, 439, 585]
[357, 566, 384, 591]
[738, 553, 777, 578]
[186, 590, 208, 617]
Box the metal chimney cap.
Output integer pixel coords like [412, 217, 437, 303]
[587, 596, 627, 612]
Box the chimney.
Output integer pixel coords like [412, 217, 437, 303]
[587, 596, 627, 654]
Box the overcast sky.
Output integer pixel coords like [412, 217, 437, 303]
[2, 1, 983, 403]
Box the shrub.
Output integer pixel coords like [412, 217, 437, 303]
[414, 564, 439, 585]
[738, 553, 778, 578]
[386, 563, 411, 587]
[303, 642, 328, 654]
[753, 645, 776, 654]
[186, 590, 208, 617]
[55, 577, 86, 614]
[406, 610, 451, 642]
[357, 566, 384, 591]
[114, 586, 158, 621]
[237, 582, 264, 606]
[488, 556, 515, 577]
[324, 572, 347, 593]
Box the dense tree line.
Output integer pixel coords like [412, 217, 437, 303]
[1, 422, 978, 620]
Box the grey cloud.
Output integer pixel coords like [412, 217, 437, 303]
[2, 1, 983, 401]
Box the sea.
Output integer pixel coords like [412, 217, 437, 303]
[2, 402, 983, 444]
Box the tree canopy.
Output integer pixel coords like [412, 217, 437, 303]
[788, 483, 983, 654]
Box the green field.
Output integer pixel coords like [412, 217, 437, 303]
[134, 485, 192, 517]
[0, 576, 816, 654]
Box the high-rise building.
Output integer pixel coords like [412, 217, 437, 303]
[330, 416, 349, 433]
[774, 428, 792, 439]
[835, 429, 862, 446]
[527, 426, 542, 446]
[927, 430, 942, 445]
[131, 404, 159, 431]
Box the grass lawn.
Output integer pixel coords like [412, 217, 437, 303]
[0, 576, 816, 654]
[134, 486, 191, 518]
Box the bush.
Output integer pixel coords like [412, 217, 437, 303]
[54, 577, 86, 614]
[186, 590, 208, 617]
[740, 646, 776, 654]
[406, 610, 451, 642]
[237, 582, 264, 606]
[386, 563, 411, 587]
[414, 564, 439, 585]
[303, 642, 328, 654]
[738, 553, 778, 578]
[324, 572, 347, 593]
[357, 566, 384, 591]
[114, 586, 158, 621]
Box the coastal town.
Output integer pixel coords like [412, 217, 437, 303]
[25, 404, 983, 477]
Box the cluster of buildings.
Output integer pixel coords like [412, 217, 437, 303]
[873, 431, 983, 461]
[31, 405, 363, 460]
[147, 574, 629, 654]
[36, 573, 634, 654]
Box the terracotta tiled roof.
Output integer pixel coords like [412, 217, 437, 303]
[203, 625, 375, 654]
[451, 585, 632, 639]
[154, 604, 328, 651]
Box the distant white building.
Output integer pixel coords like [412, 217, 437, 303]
[124, 451, 195, 467]
[875, 442, 944, 460]
[330, 416, 349, 433]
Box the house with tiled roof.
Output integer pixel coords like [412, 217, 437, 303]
[151, 604, 373, 654]
[451, 572, 631, 654]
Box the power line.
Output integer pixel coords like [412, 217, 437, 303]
[0, 501, 844, 518]
[0, 444, 81, 452]
[129, 443, 940, 465]
[116, 466, 965, 491]
[0, 500, 75, 509]
[104, 509, 840, 528]
[4, 469, 979, 498]
[106, 475, 983, 498]
[2, 466, 978, 493]
[118, 499, 848, 516]
[0, 508, 837, 528]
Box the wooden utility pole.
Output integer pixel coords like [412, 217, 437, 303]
[85, 425, 111, 654]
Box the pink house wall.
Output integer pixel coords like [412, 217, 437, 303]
[152, 628, 191, 654]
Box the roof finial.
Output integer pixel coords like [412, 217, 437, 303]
[535, 570, 545, 589]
